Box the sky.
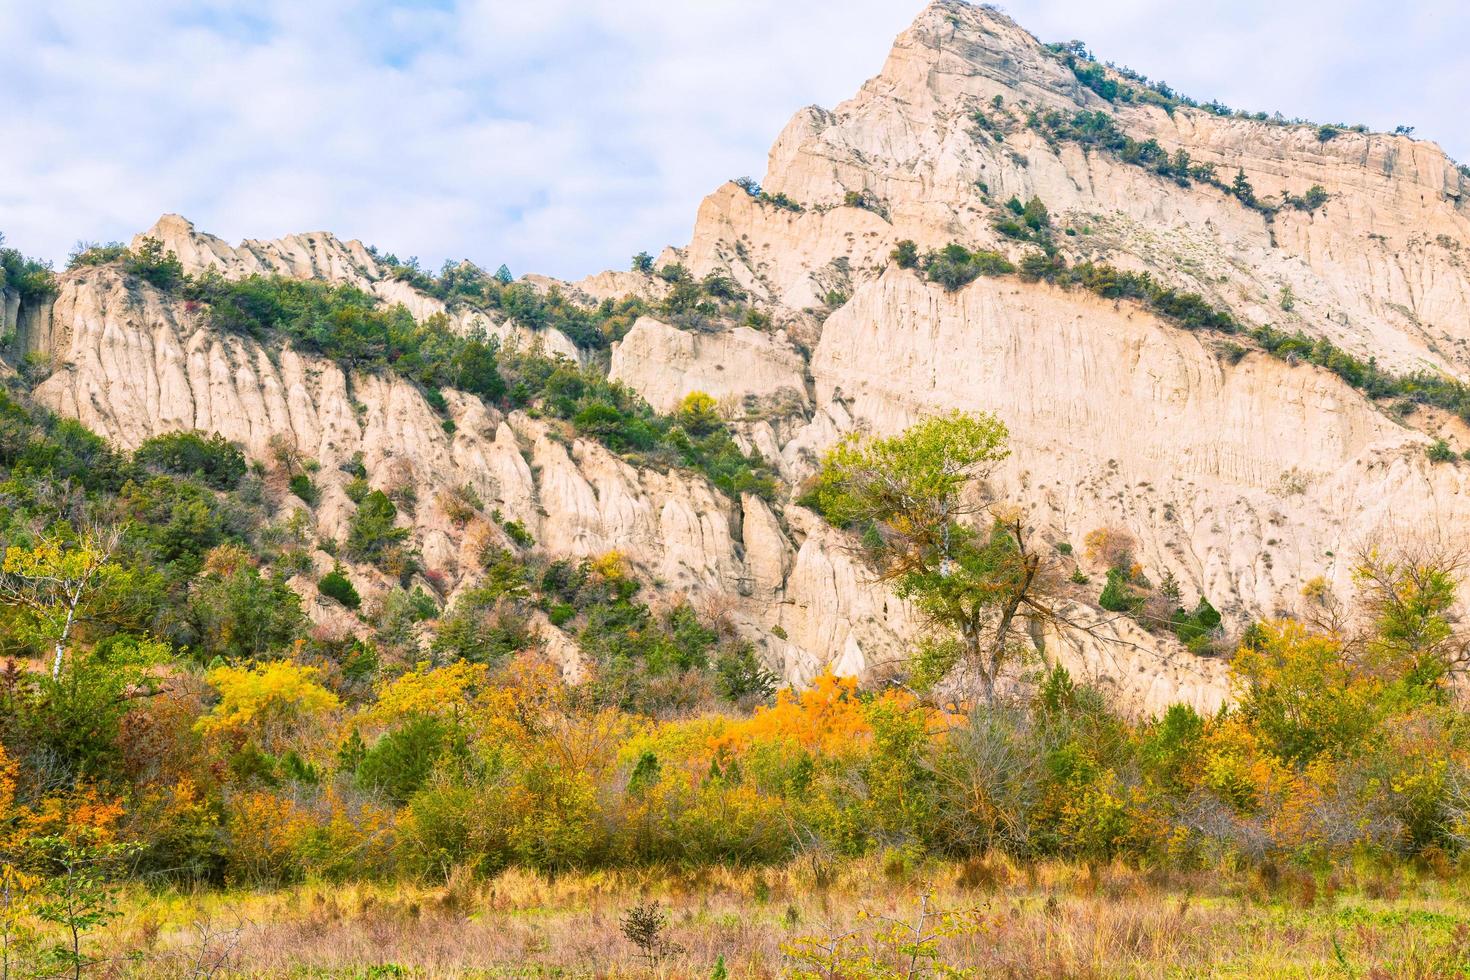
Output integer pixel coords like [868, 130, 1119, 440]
[1, 0, 1465, 282]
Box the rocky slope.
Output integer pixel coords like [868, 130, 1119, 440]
[14, 0, 1470, 714]
[25, 262, 930, 699]
[674, 1, 1470, 377]
[609, 1, 1470, 694]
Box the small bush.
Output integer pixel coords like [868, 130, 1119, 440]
[1287, 185, 1330, 212]
[1171, 597, 1222, 643]
[319, 566, 361, 609]
[502, 519, 534, 548]
[922, 244, 1015, 291]
[347, 490, 410, 563]
[1099, 568, 1142, 613]
[1427, 439, 1456, 463]
[715, 645, 778, 702]
[891, 240, 920, 270]
[289, 473, 318, 505]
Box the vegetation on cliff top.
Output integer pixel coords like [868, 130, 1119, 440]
[0, 234, 57, 306]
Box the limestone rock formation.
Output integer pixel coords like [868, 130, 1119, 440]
[609, 317, 808, 415]
[679, 1, 1470, 378]
[16, 0, 1470, 715]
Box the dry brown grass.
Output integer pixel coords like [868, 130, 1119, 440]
[49, 856, 1470, 977]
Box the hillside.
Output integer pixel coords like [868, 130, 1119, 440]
[4, 1, 1470, 715]
[8, 4, 1470, 976]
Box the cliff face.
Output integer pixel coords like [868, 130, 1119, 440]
[607, 0, 1470, 678]
[26, 264, 928, 702]
[680, 0, 1470, 377]
[16, 0, 1470, 714]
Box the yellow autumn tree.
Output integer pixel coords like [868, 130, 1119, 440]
[370, 660, 491, 725]
[198, 661, 340, 754]
[1230, 620, 1385, 766]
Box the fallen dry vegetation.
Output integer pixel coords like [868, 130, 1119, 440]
[74, 855, 1470, 978]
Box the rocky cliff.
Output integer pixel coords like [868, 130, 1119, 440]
[15, 0, 1470, 715]
[612, 0, 1470, 699]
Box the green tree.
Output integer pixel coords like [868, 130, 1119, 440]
[674, 392, 722, 437]
[1354, 541, 1468, 696]
[1098, 568, 1140, 614]
[810, 412, 1056, 703]
[318, 565, 361, 610]
[346, 491, 409, 564]
[356, 715, 453, 804]
[450, 335, 505, 402]
[1021, 196, 1051, 232]
[0, 233, 58, 305]
[1231, 168, 1257, 207]
[186, 566, 306, 662]
[122, 236, 185, 291]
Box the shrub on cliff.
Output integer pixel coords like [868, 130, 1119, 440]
[318, 565, 361, 609]
[135, 431, 247, 491]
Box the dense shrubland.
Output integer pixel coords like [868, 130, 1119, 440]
[0, 379, 786, 947]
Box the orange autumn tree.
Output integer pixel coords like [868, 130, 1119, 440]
[711, 672, 880, 757]
[707, 670, 946, 855]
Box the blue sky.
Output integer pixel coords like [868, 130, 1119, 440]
[2, 0, 1465, 281]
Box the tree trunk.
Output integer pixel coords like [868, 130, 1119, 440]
[52, 604, 76, 679]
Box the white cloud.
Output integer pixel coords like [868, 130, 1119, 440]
[1, 0, 1464, 281]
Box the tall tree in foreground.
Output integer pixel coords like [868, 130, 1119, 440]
[808, 411, 1058, 704]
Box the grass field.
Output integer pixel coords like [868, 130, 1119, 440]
[48, 856, 1470, 978]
